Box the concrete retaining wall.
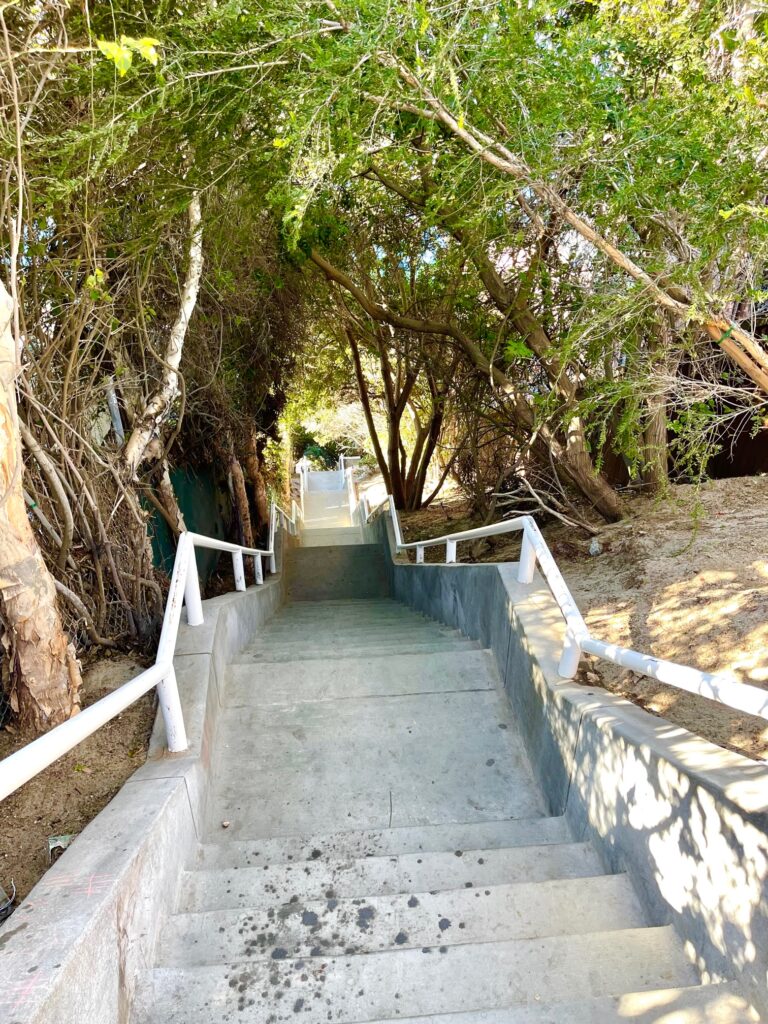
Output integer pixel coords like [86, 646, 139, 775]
[0, 567, 288, 1024]
[367, 514, 768, 1011]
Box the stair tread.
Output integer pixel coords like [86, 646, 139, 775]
[355, 983, 760, 1023]
[240, 639, 481, 662]
[158, 874, 646, 966]
[194, 815, 573, 867]
[205, 688, 544, 837]
[226, 650, 497, 705]
[131, 927, 698, 1024]
[178, 843, 604, 912]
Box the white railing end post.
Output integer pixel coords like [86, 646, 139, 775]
[184, 538, 205, 626]
[518, 526, 536, 584]
[558, 629, 582, 679]
[416, 545, 425, 564]
[157, 664, 188, 753]
[254, 554, 264, 585]
[446, 539, 457, 564]
[232, 550, 246, 592]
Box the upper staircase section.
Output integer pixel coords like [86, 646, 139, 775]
[298, 466, 364, 548]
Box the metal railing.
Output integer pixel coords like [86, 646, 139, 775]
[384, 496, 768, 723]
[0, 503, 296, 804]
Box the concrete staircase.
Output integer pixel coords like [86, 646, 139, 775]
[301, 488, 362, 547]
[130, 581, 754, 1021]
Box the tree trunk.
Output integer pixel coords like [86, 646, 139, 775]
[230, 456, 255, 549]
[244, 431, 269, 532]
[155, 460, 187, 535]
[346, 329, 392, 493]
[0, 280, 82, 734]
[313, 250, 623, 519]
[123, 195, 203, 476]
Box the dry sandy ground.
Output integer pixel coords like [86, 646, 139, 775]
[400, 476, 768, 761]
[0, 655, 155, 905]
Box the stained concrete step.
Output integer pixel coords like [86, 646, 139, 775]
[193, 816, 574, 868]
[207, 688, 544, 836]
[226, 650, 498, 705]
[178, 843, 604, 913]
[131, 926, 698, 1024]
[158, 874, 646, 966]
[239, 638, 480, 662]
[356, 983, 760, 1023]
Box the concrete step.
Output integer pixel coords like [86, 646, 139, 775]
[131, 926, 698, 1023]
[193, 816, 574, 868]
[227, 650, 498, 705]
[206, 689, 544, 836]
[251, 619, 456, 639]
[158, 874, 646, 966]
[178, 843, 604, 913]
[303, 471, 345, 492]
[352, 984, 760, 1023]
[286, 545, 389, 601]
[273, 609, 434, 627]
[242, 624, 464, 648]
[302, 527, 361, 546]
[239, 638, 480, 662]
[279, 599, 407, 613]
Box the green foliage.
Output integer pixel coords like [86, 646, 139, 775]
[96, 36, 161, 76]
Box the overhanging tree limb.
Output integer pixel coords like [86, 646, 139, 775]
[123, 194, 204, 476]
[372, 58, 768, 396]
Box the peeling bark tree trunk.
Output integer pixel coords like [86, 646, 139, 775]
[0, 280, 81, 734]
[244, 431, 269, 532]
[230, 456, 255, 549]
[123, 196, 203, 477]
[155, 459, 187, 535]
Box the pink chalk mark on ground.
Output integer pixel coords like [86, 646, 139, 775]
[38, 872, 115, 898]
[0, 973, 49, 1010]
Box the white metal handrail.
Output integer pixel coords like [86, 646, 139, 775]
[385, 496, 768, 723]
[359, 492, 389, 524]
[0, 507, 290, 804]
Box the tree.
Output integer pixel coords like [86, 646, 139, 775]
[0, 281, 81, 733]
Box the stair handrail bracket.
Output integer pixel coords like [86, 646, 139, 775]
[386, 496, 768, 723]
[0, 514, 290, 805]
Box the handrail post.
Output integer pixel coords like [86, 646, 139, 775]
[518, 524, 537, 584]
[269, 501, 278, 573]
[388, 495, 404, 550]
[253, 554, 264, 585]
[446, 539, 457, 564]
[558, 629, 582, 678]
[416, 545, 424, 564]
[156, 664, 188, 752]
[232, 550, 246, 591]
[184, 542, 204, 626]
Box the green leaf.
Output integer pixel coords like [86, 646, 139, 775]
[505, 337, 534, 361]
[121, 35, 162, 66]
[96, 38, 133, 76]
